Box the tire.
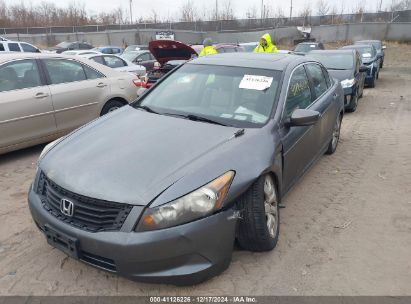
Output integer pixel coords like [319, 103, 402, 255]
[369, 75, 376, 88]
[100, 99, 125, 116]
[380, 60, 384, 69]
[346, 89, 358, 113]
[326, 113, 342, 155]
[359, 83, 364, 98]
[237, 174, 280, 252]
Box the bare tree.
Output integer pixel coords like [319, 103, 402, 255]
[246, 5, 258, 19]
[221, 0, 235, 20]
[180, 0, 197, 22]
[316, 0, 330, 16]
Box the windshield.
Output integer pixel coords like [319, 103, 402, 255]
[350, 46, 374, 57]
[56, 42, 71, 48]
[241, 43, 258, 52]
[135, 64, 281, 128]
[295, 44, 318, 53]
[309, 53, 354, 70]
[121, 52, 141, 61]
[357, 41, 381, 50]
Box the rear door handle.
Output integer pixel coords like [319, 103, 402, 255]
[35, 92, 49, 99]
[96, 83, 107, 88]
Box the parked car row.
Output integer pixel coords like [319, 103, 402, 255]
[0, 53, 140, 155]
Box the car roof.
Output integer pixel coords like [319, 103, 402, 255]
[298, 42, 321, 45]
[309, 49, 355, 54]
[190, 53, 309, 71]
[342, 44, 373, 49]
[95, 46, 122, 49]
[0, 52, 123, 75]
[355, 40, 380, 43]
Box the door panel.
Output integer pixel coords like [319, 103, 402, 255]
[305, 63, 335, 150]
[281, 65, 318, 192]
[42, 58, 109, 132]
[0, 59, 56, 148]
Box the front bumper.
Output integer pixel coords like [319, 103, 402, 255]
[28, 189, 237, 285]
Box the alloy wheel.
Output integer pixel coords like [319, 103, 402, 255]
[264, 175, 279, 238]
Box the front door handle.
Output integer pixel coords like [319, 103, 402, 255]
[96, 83, 107, 88]
[333, 93, 338, 99]
[35, 92, 49, 99]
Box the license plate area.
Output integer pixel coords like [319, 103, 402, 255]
[44, 224, 78, 258]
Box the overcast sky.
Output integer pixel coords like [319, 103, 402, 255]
[3, 0, 394, 20]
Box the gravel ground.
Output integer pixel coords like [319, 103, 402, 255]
[0, 44, 410, 296]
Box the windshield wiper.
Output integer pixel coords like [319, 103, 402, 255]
[327, 68, 347, 70]
[163, 113, 230, 127]
[135, 105, 159, 114]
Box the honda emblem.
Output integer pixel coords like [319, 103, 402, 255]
[60, 198, 74, 217]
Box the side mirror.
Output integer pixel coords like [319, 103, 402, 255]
[136, 58, 143, 63]
[288, 109, 320, 127]
[359, 66, 368, 73]
[382, 45, 387, 50]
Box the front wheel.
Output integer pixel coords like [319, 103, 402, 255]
[326, 113, 342, 155]
[237, 174, 280, 252]
[369, 75, 376, 88]
[346, 89, 358, 113]
[101, 99, 125, 116]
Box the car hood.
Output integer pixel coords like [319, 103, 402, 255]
[149, 40, 197, 65]
[40, 107, 239, 206]
[327, 69, 353, 81]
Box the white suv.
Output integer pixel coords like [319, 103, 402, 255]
[0, 39, 41, 53]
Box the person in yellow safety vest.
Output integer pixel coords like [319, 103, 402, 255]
[253, 33, 278, 53]
[199, 38, 218, 57]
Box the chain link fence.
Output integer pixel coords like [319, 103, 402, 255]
[1, 10, 410, 35]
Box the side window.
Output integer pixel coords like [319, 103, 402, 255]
[139, 53, 150, 61]
[103, 56, 126, 68]
[90, 56, 105, 65]
[8, 43, 21, 52]
[83, 65, 104, 80]
[44, 59, 86, 85]
[0, 43, 4, 51]
[21, 43, 38, 53]
[0, 59, 42, 92]
[305, 64, 328, 99]
[322, 67, 331, 88]
[285, 65, 312, 118]
[113, 48, 121, 54]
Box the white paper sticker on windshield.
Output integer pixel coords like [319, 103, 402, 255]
[310, 45, 316, 48]
[362, 53, 372, 58]
[239, 75, 273, 91]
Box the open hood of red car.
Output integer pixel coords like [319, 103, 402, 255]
[149, 40, 197, 65]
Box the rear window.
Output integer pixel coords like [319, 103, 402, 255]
[21, 43, 38, 53]
[309, 53, 354, 70]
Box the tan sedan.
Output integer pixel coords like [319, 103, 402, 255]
[0, 53, 140, 155]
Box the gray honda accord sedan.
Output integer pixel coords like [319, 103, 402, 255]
[28, 53, 344, 285]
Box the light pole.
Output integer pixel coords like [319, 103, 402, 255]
[129, 0, 133, 24]
[290, 0, 293, 20]
[261, 0, 264, 19]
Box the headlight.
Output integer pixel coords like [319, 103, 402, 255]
[136, 171, 235, 232]
[340, 78, 355, 88]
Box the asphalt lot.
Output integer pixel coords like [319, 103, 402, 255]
[0, 44, 410, 296]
